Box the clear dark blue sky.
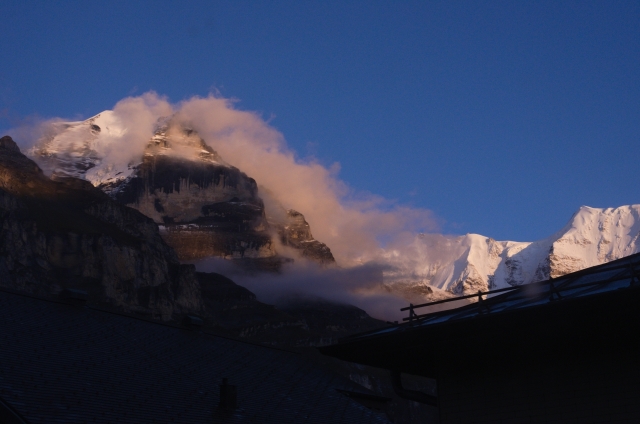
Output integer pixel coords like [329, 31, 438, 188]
[1, 1, 639, 241]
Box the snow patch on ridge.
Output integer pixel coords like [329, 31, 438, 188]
[30, 111, 136, 186]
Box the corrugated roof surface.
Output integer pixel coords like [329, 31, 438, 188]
[354, 252, 640, 339]
[0, 289, 390, 424]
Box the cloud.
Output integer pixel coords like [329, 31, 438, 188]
[16, 91, 443, 320]
[17, 92, 439, 267]
[3, 115, 64, 152]
[99, 92, 174, 167]
[173, 94, 439, 266]
[195, 256, 411, 321]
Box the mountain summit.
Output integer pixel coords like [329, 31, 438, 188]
[30, 112, 335, 266]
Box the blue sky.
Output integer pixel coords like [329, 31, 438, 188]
[1, 0, 638, 241]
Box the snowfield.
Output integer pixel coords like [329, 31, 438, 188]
[382, 205, 640, 298]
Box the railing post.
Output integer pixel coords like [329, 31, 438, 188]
[409, 303, 414, 323]
[549, 279, 562, 301]
[630, 265, 638, 286]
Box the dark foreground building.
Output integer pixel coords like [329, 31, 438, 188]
[0, 288, 390, 424]
[321, 253, 640, 423]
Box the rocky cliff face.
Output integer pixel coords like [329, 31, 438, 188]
[271, 209, 335, 264]
[107, 121, 276, 262]
[0, 135, 202, 320]
[30, 112, 334, 267]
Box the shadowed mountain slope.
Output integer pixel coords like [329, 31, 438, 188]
[1, 135, 382, 345]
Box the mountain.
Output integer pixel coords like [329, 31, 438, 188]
[30, 111, 335, 267]
[1, 135, 382, 344]
[23, 111, 640, 306]
[0, 135, 202, 318]
[383, 205, 640, 298]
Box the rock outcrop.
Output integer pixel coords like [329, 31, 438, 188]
[109, 122, 275, 262]
[273, 209, 335, 264]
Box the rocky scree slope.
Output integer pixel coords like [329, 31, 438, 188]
[30, 112, 335, 267]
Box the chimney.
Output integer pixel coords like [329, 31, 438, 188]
[219, 378, 237, 411]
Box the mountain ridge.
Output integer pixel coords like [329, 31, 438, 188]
[23, 111, 640, 306]
[383, 205, 640, 300]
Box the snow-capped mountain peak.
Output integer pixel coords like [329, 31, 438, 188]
[30, 111, 129, 182]
[30, 110, 230, 192]
[383, 205, 640, 301]
[548, 205, 640, 276]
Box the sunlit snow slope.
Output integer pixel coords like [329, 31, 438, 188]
[383, 205, 640, 297]
[30, 111, 230, 193]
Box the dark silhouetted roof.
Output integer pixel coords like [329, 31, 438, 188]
[320, 252, 640, 377]
[0, 289, 390, 424]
